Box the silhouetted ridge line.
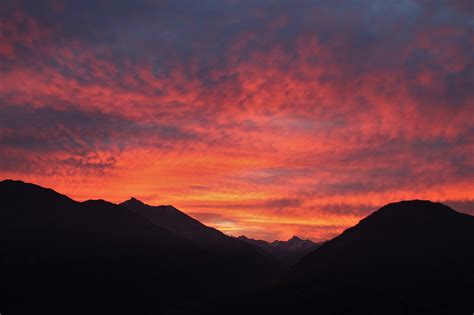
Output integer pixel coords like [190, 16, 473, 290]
[3, 181, 473, 314]
[203, 200, 474, 314]
[0, 180, 285, 315]
[296, 199, 474, 273]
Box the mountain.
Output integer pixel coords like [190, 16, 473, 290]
[287, 200, 474, 313]
[119, 197, 286, 264]
[0, 180, 284, 315]
[272, 235, 319, 250]
[120, 197, 230, 247]
[3, 181, 473, 314]
[295, 200, 474, 281]
[204, 200, 474, 314]
[238, 235, 321, 264]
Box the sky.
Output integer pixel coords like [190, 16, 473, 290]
[0, 0, 473, 241]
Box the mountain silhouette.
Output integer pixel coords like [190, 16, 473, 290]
[204, 200, 474, 314]
[119, 197, 285, 270]
[295, 200, 474, 280]
[0, 180, 284, 315]
[120, 197, 233, 247]
[238, 235, 321, 264]
[2, 181, 474, 314]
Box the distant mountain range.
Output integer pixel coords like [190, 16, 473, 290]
[1, 179, 473, 314]
[238, 235, 321, 264]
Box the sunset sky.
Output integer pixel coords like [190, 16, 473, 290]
[0, 0, 473, 241]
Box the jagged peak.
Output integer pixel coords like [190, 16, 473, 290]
[288, 235, 303, 242]
[120, 197, 146, 207]
[120, 198, 181, 213]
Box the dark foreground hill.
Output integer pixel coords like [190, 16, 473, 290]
[120, 197, 227, 246]
[120, 197, 273, 257]
[0, 180, 284, 315]
[238, 235, 321, 264]
[2, 180, 473, 314]
[204, 200, 474, 314]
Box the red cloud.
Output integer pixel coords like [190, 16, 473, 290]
[0, 1, 472, 240]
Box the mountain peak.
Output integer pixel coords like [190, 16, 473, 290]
[288, 235, 302, 242]
[121, 197, 146, 208]
[129, 197, 143, 203]
[383, 199, 453, 212]
[1, 179, 25, 185]
[365, 200, 459, 225]
[294, 199, 474, 293]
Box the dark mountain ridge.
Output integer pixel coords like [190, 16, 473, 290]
[205, 200, 474, 314]
[119, 197, 280, 266]
[2, 180, 474, 314]
[0, 180, 284, 315]
[296, 200, 474, 280]
[120, 197, 231, 248]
